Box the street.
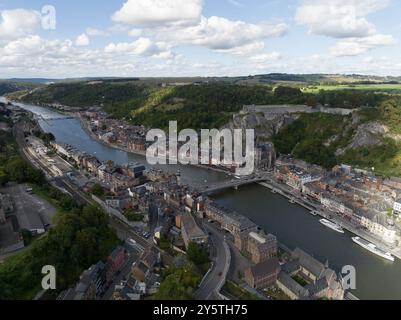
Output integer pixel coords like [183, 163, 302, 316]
[194, 222, 230, 300]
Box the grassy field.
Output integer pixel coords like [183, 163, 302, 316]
[303, 84, 401, 93]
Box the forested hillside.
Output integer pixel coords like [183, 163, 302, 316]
[273, 98, 401, 177]
[14, 80, 390, 130]
[10, 78, 401, 176]
[0, 81, 40, 96]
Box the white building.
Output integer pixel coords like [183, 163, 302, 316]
[360, 216, 398, 244]
[393, 199, 401, 215]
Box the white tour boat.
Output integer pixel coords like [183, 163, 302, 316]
[319, 218, 345, 234]
[352, 237, 395, 262]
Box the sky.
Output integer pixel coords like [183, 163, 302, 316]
[0, 0, 401, 78]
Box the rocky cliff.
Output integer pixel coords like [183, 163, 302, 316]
[224, 109, 301, 140]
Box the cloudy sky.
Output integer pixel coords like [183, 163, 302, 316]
[0, 0, 401, 78]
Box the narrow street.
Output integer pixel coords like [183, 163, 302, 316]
[195, 222, 230, 300]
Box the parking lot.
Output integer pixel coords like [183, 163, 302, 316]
[1, 183, 57, 237]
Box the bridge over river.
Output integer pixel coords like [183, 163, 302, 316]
[34, 114, 77, 126]
[198, 174, 270, 194]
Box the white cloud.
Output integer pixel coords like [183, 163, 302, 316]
[331, 34, 396, 56]
[296, 0, 390, 38]
[1, 35, 401, 78]
[2, 35, 44, 55]
[188, 16, 287, 50]
[86, 27, 108, 36]
[249, 52, 282, 63]
[217, 42, 266, 56]
[104, 37, 172, 58]
[156, 16, 288, 53]
[128, 28, 142, 37]
[112, 0, 202, 26]
[75, 33, 90, 46]
[111, 0, 287, 58]
[0, 9, 41, 41]
[296, 0, 395, 56]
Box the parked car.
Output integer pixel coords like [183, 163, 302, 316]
[127, 238, 137, 246]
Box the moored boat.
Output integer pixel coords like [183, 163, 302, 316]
[319, 218, 344, 234]
[352, 236, 395, 262]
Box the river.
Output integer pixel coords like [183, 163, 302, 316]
[13, 100, 401, 300]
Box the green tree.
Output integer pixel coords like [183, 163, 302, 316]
[91, 183, 105, 197]
[186, 242, 210, 266]
[0, 205, 119, 300]
[125, 210, 144, 222]
[379, 98, 401, 133]
[155, 265, 201, 300]
[21, 229, 34, 246]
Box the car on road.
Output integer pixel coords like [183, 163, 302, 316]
[127, 238, 137, 246]
[218, 272, 223, 277]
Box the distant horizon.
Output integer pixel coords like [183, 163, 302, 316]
[3, 72, 401, 81]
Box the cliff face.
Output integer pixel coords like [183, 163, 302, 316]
[225, 106, 401, 176]
[228, 106, 395, 154]
[336, 121, 389, 156]
[224, 110, 300, 140]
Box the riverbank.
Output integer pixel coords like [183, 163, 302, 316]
[258, 180, 401, 261]
[79, 115, 237, 176]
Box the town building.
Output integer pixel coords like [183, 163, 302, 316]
[122, 163, 146, 178]
[132, 261, 150, 283]
[59, 261, 107, 300]
[98, 162, 119, 183]
[107, 246, 128, 275]
[180, 214, 208, 249]
[132, 247, 160, 283]
[393, 199, 401, 215]
[255, 142, 276, 171]
[244, 257, 280, 289]
[244, 232, 278, 264]
[205, 201, 258, 237]
[204, 202, 226, 225]
[222, 211, 258, 237]
[277, 248, 345, 300]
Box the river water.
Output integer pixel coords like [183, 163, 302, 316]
[14, 100, 401, 300]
